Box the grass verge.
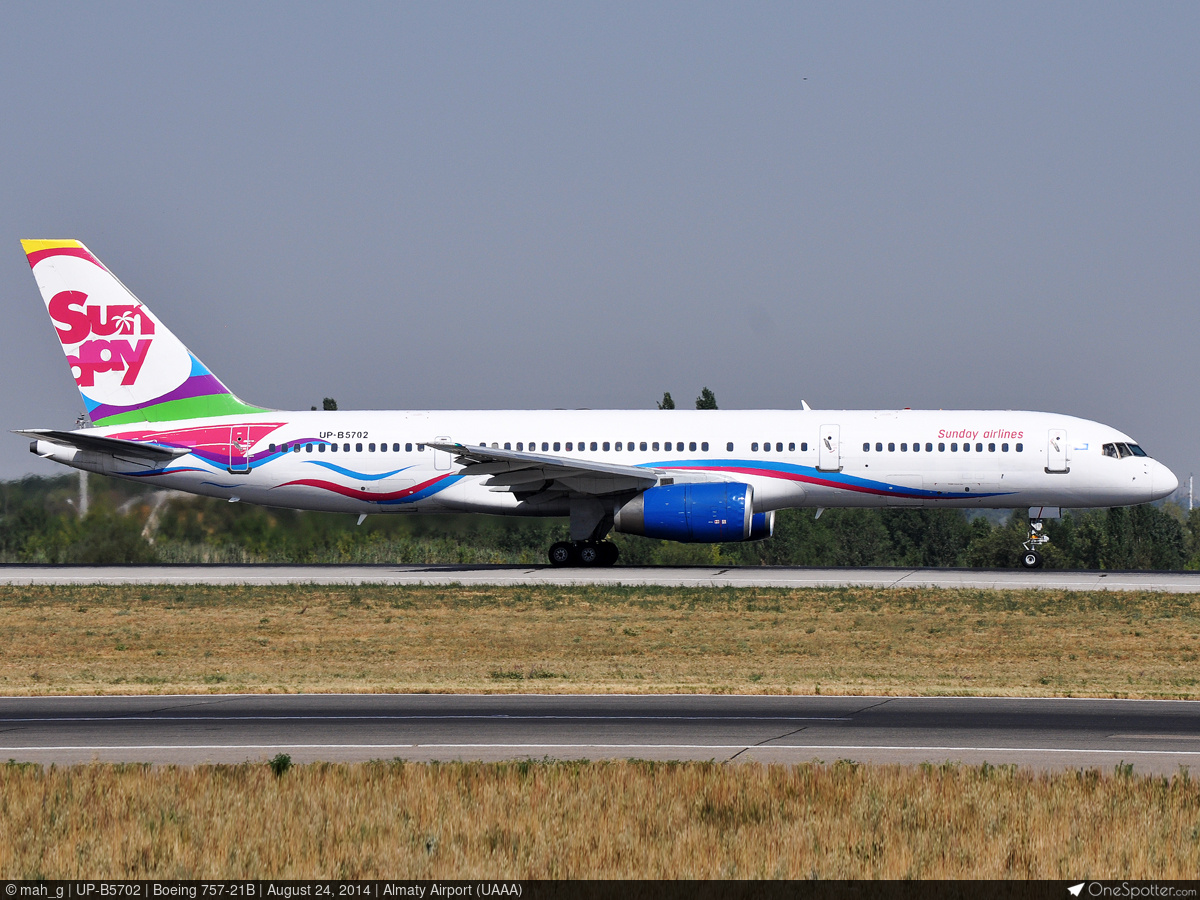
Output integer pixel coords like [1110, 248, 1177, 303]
[1, 584, 1199, 697]
[2, 759, 1197, 878]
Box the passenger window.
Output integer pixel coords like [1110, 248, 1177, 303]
[751, 442, 759, 451]
[1002, 443, 1009, 452]
[801, 442, 808, 451]
[370, 443, 377, 452]
[912, 443, 919, 453]
[951, 443, 958, 452]
[516, 442, 523, 451]
[938, 443, 945, 452]
[615, 442, 623, 451]
[294, 444, 301, 453]
[343, 443, 350, 452]
[1016, 443, 1023, 452]
[775, 442, 782, 452]
[269, 443, 277, 452]
[888, 443, 895, 452]
[762, 442, 769, 453]
[318, 443, 326, 453]
[863, 443, 870, 452]
[565, 442, 572, 451]
[554, 442, 561, 451]
[701, 442, 709, 451]
[963, 443, 970, 452]
[925, 443, 932, 452]
[664, 442, 672, 451]
[640, 442, 648, 451]
[306, 443, 313, 453]
[405, 443, 413, 452]
[725, 442, 732, 452]
[603, 442, 610, 451]
[988, 443, 995, 452]
[689, 442, 697, 451]
[541, 442, 549, 451]
[590, 442, 597, 451]
[976, 443, 983, 452]
[876, 443, 883, 452]
[355, 443, 362, 452]
[417, 444, 425, 452]
[788, 442, 795, 451]
[900, 443, 907, 452]
[504, 442, 511, 450]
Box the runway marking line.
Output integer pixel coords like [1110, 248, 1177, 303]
[7, 743, 1200, 755]
[0, 714, 851, 723]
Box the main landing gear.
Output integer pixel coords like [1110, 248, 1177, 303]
[548, 540, 619, 567]
[1021, 519, 1049, 569]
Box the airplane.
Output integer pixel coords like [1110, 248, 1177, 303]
[16, 239, 1179, 569]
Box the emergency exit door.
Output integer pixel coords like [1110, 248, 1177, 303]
[818, 424, 841, 472]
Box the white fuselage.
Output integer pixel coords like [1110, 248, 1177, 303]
[38, 408, 1177, 517]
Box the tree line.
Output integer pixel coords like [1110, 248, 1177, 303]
[0, 472, 1194, 569]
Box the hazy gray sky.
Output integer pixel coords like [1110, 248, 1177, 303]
[2, 3, 1198, 483]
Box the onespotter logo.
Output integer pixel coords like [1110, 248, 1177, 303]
[49, 290, 156, 387]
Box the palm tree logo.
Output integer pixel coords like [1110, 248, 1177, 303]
[113, 310, 138, 334]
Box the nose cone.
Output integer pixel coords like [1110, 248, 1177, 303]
[1152, 461, 1179, 501]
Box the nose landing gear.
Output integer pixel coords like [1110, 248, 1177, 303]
[1021, 519, 1049, 569]
[548, 540, 619, 567]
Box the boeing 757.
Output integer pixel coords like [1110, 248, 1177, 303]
[16, 240, 1178, 568]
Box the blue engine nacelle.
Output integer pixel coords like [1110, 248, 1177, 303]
[614, 482, 772, 543]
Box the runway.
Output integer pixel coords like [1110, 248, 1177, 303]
[3, 693, 1199, 773]
[2, 563, 1200, 591]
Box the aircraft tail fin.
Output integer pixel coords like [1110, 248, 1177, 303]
[21, 240, 266, 426]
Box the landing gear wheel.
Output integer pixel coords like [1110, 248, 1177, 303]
[1021, 550, 1043, 569]
[577, 542, 601, 566]
[548, 541, 575, 567]
[598, 541, 619, 567]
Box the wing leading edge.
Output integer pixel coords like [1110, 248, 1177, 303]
[426, 441, 663, 496]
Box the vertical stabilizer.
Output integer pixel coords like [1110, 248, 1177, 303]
[22, 240, 266, 426]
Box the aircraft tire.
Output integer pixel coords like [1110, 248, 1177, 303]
[1021, 550, 1043, 569]
[548, 541, 576, 567]
[577, 542, 601, 566]
[599, 542, 619, 566]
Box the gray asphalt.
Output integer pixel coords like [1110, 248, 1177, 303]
[2, 564, 1200, 591]
[3, 694, 1199, 774]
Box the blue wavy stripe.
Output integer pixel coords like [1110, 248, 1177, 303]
[302, 460, 413, 481]
[641, 458, 1015, 500]
[378, 474, 463, 505]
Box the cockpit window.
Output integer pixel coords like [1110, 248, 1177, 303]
[1102, 442, 1148, 459]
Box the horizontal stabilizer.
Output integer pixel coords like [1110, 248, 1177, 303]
[15, 429, 191, 461]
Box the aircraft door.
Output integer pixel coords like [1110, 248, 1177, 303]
[228, 426, 252, 474]
[1047, 429, 1068, 473]
[433, 435, 451, 471]
[818, 424, 841, 472]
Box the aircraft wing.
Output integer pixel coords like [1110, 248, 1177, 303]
[16, 429, 191, 462]
[425, 441, 662, 497]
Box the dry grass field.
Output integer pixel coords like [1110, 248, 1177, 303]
[0, 583, 1198, 698]
[2, 759, 1197, 878]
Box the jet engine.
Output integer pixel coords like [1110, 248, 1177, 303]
[614, 482, 774, 543]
